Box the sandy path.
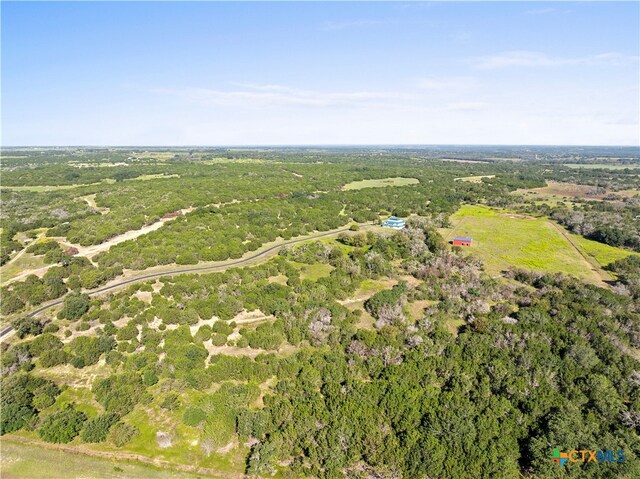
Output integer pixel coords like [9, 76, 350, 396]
[63, 207, 196, 258]
[80, 194, 110, 214]
[2, 221, 180, 286]
[2, 208, 196, 285]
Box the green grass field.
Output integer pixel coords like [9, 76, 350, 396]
[0, 439, 211, 479]
[128, 174, 180, 181]
[0, 252, 45, 284]
[342, 177, 419, 190]
[454, 175, 495, 183]
[570, 233, 637, 267]
[442, 205, 606, 283]
[290, 262, 334, 281]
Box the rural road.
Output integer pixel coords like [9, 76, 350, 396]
[0, 225, 371, 339]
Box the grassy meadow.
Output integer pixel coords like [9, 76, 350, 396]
[342, 177, 419, 190]
[454, 175, 495, 183]
[1, 253, 46, 284]
[0, 439, 213, 479]
[570, 233, 638, 267]
[441, 205, 608, 283]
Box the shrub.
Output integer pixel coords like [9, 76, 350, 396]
[69, 336, 102, 367]
[212, 321, 234, 336]
[43, 323, 60, 333]
[40, 349, 70, 368]
[237, 409, 271, 439]
[183, 406, 206, 426]
[108, 422, 139, 447]
[38, 405, 87, 443]
[58, 291, 90, 320]
[93, 372, 145, 416]
[116, 322, 138, 341]
[14, 317, 44, 339]
[142, 369, 158, 386]
[1, 373, 61, 434]
[81, 413, 119, 443]
[1, 294, 25, 315]
[26, 240, 60, 256]
[161, 393, 180, 411]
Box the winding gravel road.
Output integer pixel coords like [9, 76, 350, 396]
[0, 225, 371, 339]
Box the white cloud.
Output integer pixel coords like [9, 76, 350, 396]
[446, 102, 488, 111]
[154, 84, 414, 109]
[417, 76, 475, 90]
[474, 51, 638, 69]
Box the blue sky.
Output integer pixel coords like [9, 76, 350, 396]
[2, 1, 638, 146]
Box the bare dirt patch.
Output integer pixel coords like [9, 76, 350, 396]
[134, 291, 153, 303]
[232, 309, 273, 324]
[268, 274, 288, 285]
[407, 300, 435, 321]
[79, 194, 110, 215]
[204, 342, 297, 359]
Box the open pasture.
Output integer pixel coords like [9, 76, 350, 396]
[342, 177, 419, 190]
[442, 205, 609, 284]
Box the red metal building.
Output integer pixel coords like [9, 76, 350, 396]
[453, 236, 472, 247]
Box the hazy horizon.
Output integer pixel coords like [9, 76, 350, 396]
[2, 144, 639, 149]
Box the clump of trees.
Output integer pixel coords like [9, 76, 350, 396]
[58, 292, 90, 320]
[81, 413, 119, 443]
[38, 405, 87, 443]
[608, 255, 640, 299]
[93, 372, 146, 416]
[552, 204, 640, 251]
[365, 281, 408, 328]
[0, 373, 60, 435]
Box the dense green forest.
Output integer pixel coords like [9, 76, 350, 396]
[2, 148, 640, 478]
[2, 219, 640, 478]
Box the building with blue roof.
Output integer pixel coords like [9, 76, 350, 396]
[381, 216, 406, 230]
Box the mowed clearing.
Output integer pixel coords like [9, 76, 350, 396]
[514, 181, 639, 208]
[442, 205, 610, 284]
[342, 177, 419, 190]
[0, 438, 209, 479]
[454, 175, 495, 183]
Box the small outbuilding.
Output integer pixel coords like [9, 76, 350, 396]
[65, 246, 79, 255]
[453, 236, 472, 247]
[381, 216, 406, 230]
